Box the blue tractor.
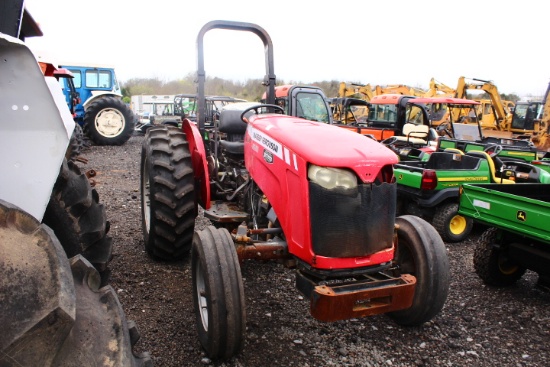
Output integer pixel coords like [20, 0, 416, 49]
[59, 64, 135, 145]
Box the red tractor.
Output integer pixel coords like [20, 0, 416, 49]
[141, 20, 450, 360]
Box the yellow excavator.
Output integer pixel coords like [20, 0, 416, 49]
[336, 82, 427, 123]
[425, 78, 455, 97]
[421, 78, 456, 126]
[507, 82, 550, 151]
[338, 82, 374, 101]
[374, 84, 426, 97]
[338, 82, 426, 101]
[454, 77, 514, 133]
[450, 77, 549, 151]
[425, 76, 515, 132]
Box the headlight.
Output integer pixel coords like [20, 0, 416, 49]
[308, 165, 357, 190]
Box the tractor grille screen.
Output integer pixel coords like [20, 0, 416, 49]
[309, 182, 395, 258]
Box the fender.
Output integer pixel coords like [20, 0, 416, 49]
[0, 34, 70, 221]
[82, 91, 123, 109]
[182, 118, 210, 209]
[417, 188, 459, 207]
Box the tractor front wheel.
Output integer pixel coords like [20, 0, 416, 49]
[388, 215, 450, 326]
[433, 202, 473, 243]
[473, 227, 526, 286]
[192, 226, 245, 360]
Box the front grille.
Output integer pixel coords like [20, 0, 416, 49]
[309, 181, 395, 258]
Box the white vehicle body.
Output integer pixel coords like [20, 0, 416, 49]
[0, 33, 73, 220]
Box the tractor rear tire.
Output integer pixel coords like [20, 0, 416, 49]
[43, 158, 112, 282]
[0, 199, 152, 367]
[388, 215, 450, 326]
[66, 123, 87, 162]
[84, 96, 135, 146]
[473, 227, 526, 286]
[192, 226, 246, 360]
[141, 126, 197, 260]
[432, 202, 473, 243]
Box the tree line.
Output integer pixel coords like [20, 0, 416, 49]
[121, 75, 519, 104]
[121, 75, 345, 103]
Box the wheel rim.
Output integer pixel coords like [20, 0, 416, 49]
[449, 214, 467, 235]
[95, 108, 125, 137]
[141, 160, 151, 233]
[395, 239, 416, 275]
[498, 255, 519, 275]
[195, 260, 209, 331]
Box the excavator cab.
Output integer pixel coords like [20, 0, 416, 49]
[511, 101, 542, 131]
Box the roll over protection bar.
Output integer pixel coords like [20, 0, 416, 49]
[196, 20, 276, 138]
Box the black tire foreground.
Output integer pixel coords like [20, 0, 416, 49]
[473, 227, 527, 286]
[141, 126, 197, 260]
[43, 158, 112, 283]
[432, 202, 474, 243]
[66, 123, 88, 162]
[388, 215, 450, 326]
[192, 226, 246, 360]
[84, 96, 135, 146]
[0, 199, 152, 367]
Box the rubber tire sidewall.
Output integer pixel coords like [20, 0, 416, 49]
[473, 227, 526, 286]
[42, 159, 112, 279]
[0, 200, 150, 366]
[191, 226, 246, 360]
[140, 126, 197, 260]
[84, 96, 135, 146]
[433, 202, 474, 243]
[388, 215, 450, 326]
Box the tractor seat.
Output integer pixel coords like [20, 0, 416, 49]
[465, 151, 515, 184]
[218, 108, 249, 155]
[219, 109, 248, 135]
[393, 123, 429, 145]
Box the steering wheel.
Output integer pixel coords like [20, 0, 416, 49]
[381, 137, 407, 155]
[380, 136, 398, 150]
[240, 104, 285, 123]
[381, 136, 397, 145]
[483, 144, 503, 157]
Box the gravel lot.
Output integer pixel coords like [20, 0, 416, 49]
[79, 134, 549, 367]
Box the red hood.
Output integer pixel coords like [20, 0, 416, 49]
[248, 114, 397, 182]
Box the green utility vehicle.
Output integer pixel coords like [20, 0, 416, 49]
[395, 147, 550, 242]
[458, 183, 550, 288]
[391, 97, 539, 162]
[437, 126, 539, 163]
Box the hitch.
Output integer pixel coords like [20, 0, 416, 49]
[296, 271, 416, 322]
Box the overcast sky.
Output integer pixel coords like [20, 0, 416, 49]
[24, 0, 548, 98]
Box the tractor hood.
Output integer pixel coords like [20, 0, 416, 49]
[248, 114, 397, 182]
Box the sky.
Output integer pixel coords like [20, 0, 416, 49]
[24, 0, 549, 99]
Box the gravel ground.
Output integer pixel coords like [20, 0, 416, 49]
[78, 134, 550, 367]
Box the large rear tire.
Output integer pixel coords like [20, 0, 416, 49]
[432, 202, 473, 243]
[473, 227, 526, 286]
[43, 158, 112, 280]
[192, 226, 246, 360]
[388, 215, 450, 326]
[141, 126, 197, 260]
[84, 96, 135, 146]
[0, 199, 151, 367]
[65, 123, 88, 162]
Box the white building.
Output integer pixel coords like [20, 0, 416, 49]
[131, 94, 176, 116]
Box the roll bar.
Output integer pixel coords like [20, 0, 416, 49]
[196, 20, 276, 136]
